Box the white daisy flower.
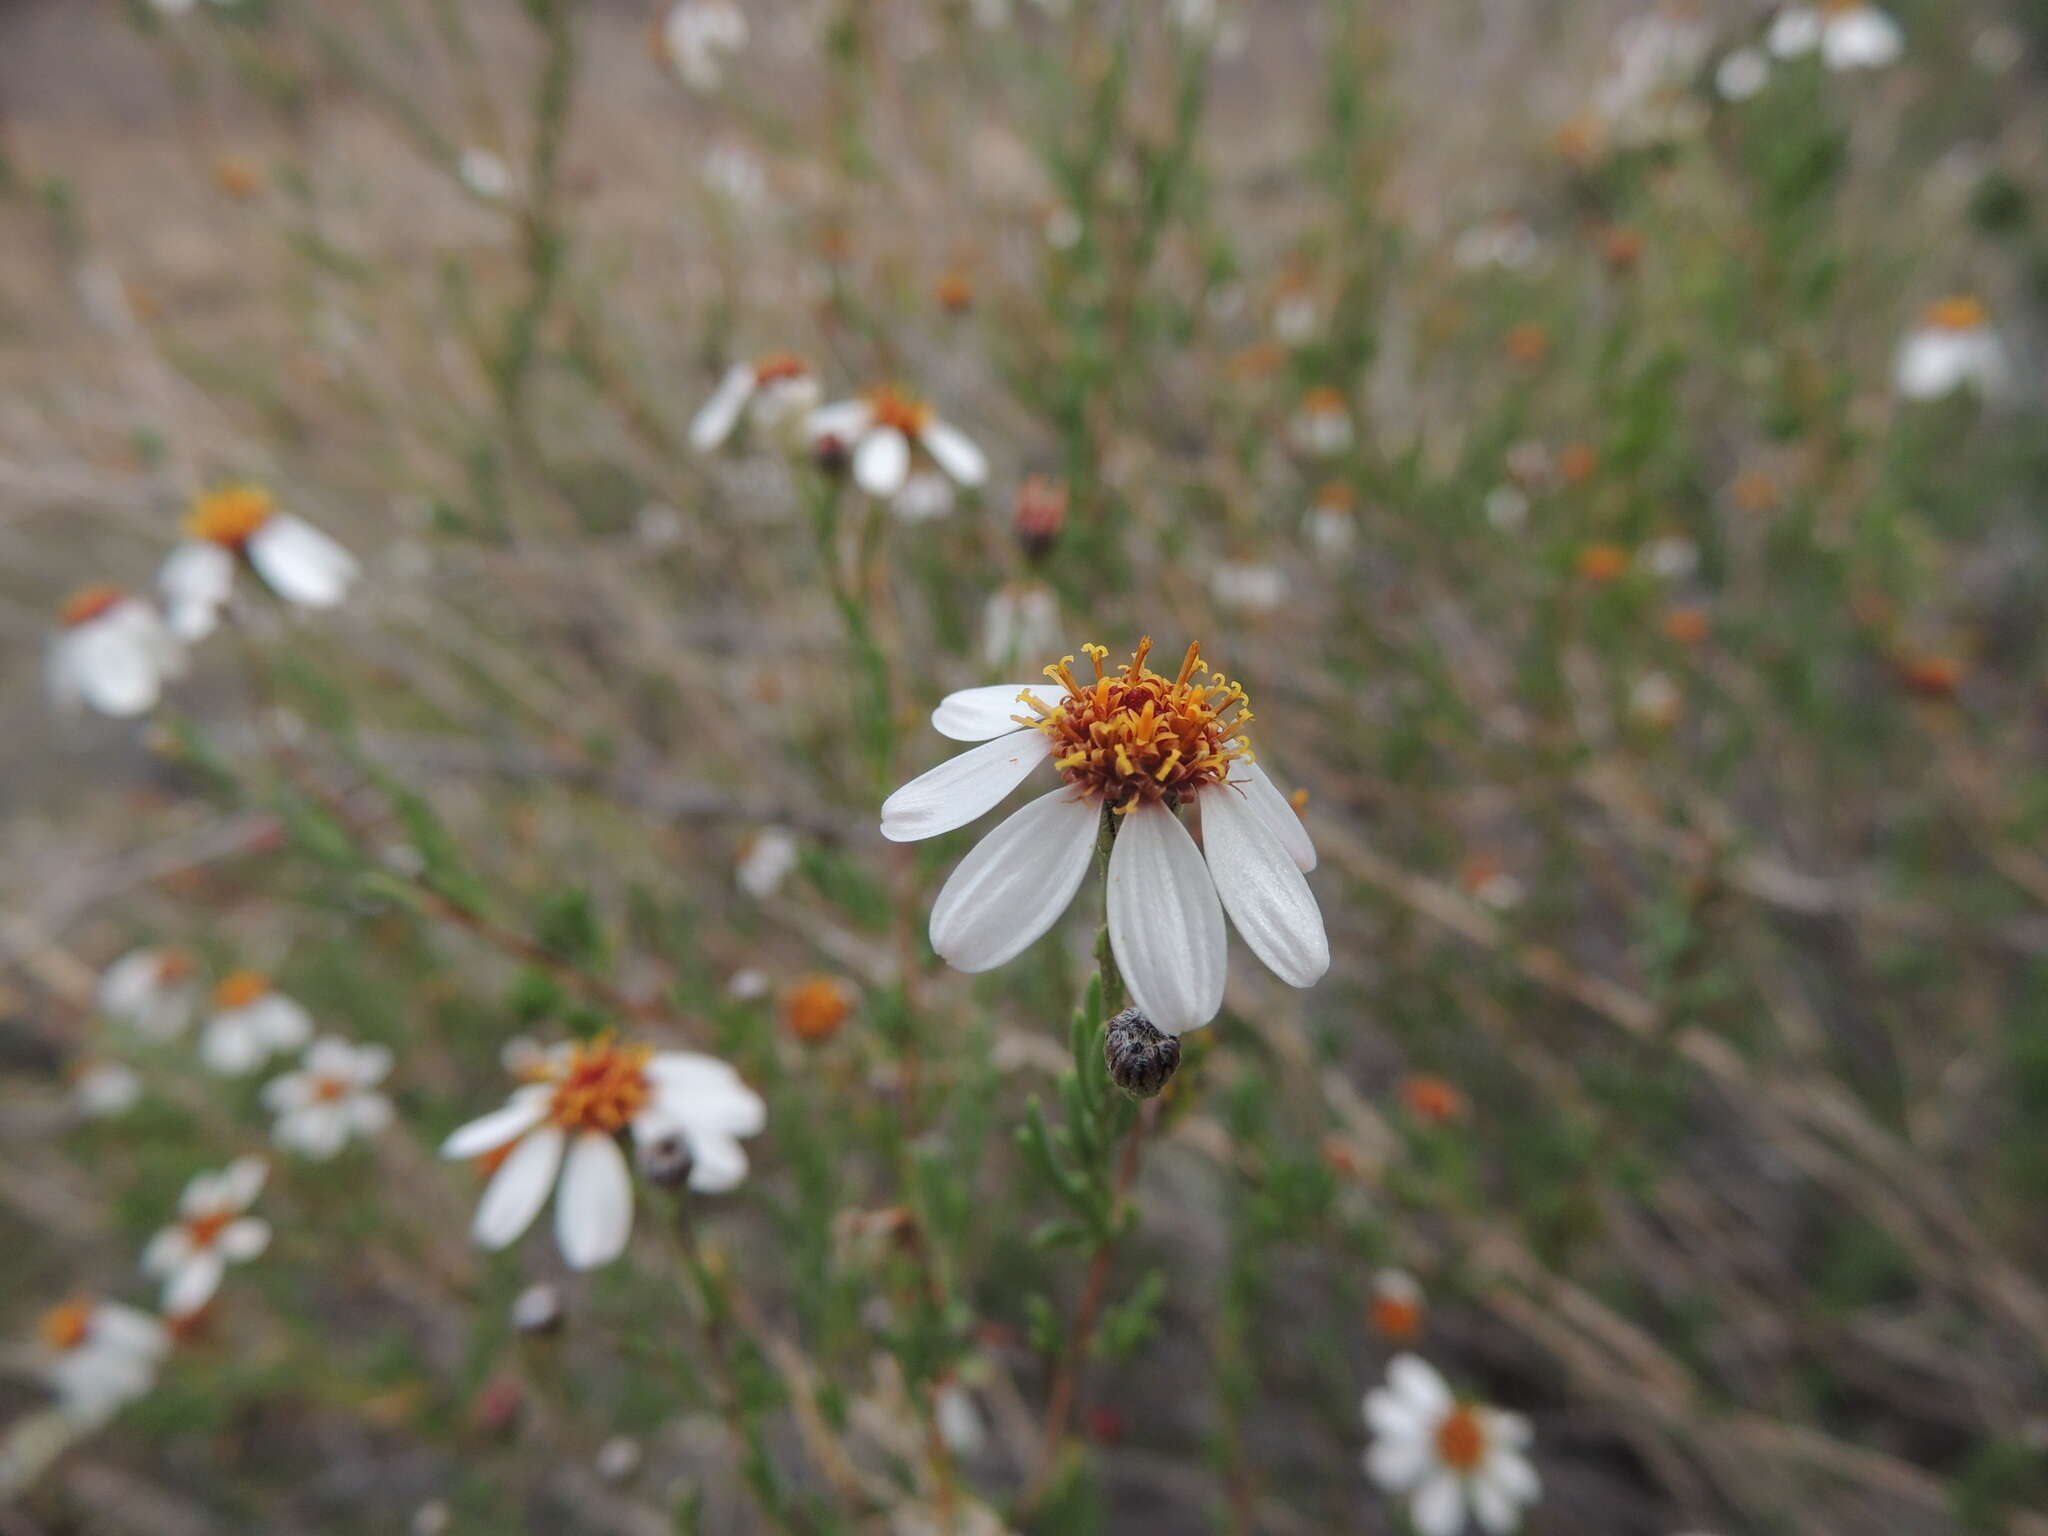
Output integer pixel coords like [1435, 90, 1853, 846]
[982, 581, 1063, 671]
[1895, 297, 2009, 400]
[1364, 1354, 1540, 1536]
[690, 353, 822, 453]
[98, 946, 202, 1041]
[736, 827, 801, 899]
[142, 1156, 271, 1318]
[1210, 560, 1288, 614]
[33, 1299, 170, 1429]
[880, 639, 1327, 1035]
[457, 147, 515, 201]
[1305, 486, 1359, 556]
[664, 0, 747, 91]
[262, 1036, 394, 1159]
[1768, 3, 1903, 71]
[158, 484, 360, 641]
[46, 586, 185, 719]
[199, 971, 315, 1076]
[438, 1035, 765, 1270]
[73, 1060, 144, 1119]
[807, 386, 988, 500]
[1290, 388, 1354, 458]
[1716, 47, 1772, 100]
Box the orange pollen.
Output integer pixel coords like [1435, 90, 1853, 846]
[1927, 296, 1987, 332]
[1027, 639, 1253, 813]
[60, 584, 128, 629]
[868, 387, 933, 439]
[311, 1076, 351, 1103]
[546, 1036, 654, 1135]
[184, 485, 276, 549]
[156, 949, 198, 984]
[753, 352, 811, 384]
[1402, 1074, 1468, 1124]
[1577, 543, 1630, 584]
[1301, 386, 1348, 414]
[39, 1300, 94, 1353]
[784, 976, 853, 1043]
[214, 970, 270, 1010]
[1436, 1406, 1488, 1472]
[1371, 1296, 1425, 1343]
[186, 1210, 234, 1249]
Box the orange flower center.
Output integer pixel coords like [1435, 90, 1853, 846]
[1402, 1074, 1467, 1124]
[1927, 296, 1987, 332]
[214, 970, 270, 1010]
[184, 485, 275, 549]
[546, 1036, 654, 1135]
[868, 387, 933, 439]
[1436, 1406, 1488, 1472]
[1577, 543, 1630, 584]
[753, 352, 811, 384]
[1371, 1295, 1424, 1343]
[157, 948, 198, 984]
[59, 584, 127, 629]
[39, 1300, 94, 1352]
[311, 1076, 351, 1102]
[186, 1210, 234, 1249]
[784, 976, 852, 1042]
[1026, 639, 1252, 812]
[1316, 482, 1356, 510]
[1301, 386, 1348, 415]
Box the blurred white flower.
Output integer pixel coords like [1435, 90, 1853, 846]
[934, 1379, 988, 1456]
[690, 353, 822, 453]
[1210, 559, 1288, 613]
[736, 827, 801, 899]
[1638, 536, 1700, 581]
[1595, 11, 1711, 143]
[1895, 297, 2008, 400]
[664, 0, 747, 90]
[1291, 388, 1354, 458]
[1630, 671, 1683, 729]
[143, 1156, 271, 1318]
[1769, 4, 1902, 70]
[881, 640, 1325, 1034]
[1273, 288, 1320, 345]
[1306, 489, 1359, 557]
[73, 1060, 143, 1119]
[1483, 486, 1530, 534]
[99, 947, 201, 1041]
[893, 468, 958, 523]
[46, 586, 184, 719]
[982, 581, 1063, 670]
[596, 1435, 642, 1482]
[159, 485, 359, 641]
[1715, 47, 1772, 100]
[1364, 1354, 1540, 1536]
[200, 971, 315, 1076]
[439, 1036, 765, 1268]
[1370, 1268, 1427, 1341]
[263, 1036, 394, 1159]
[1453, 218, 1543, 274]
[726, 967, 771, 1000]
[33, 1300, 169, 1428]
[808, 387, 987, 500]
[457, 148, 514, 201]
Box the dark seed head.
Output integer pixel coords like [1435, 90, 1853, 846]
[1103, 1006, 1179, 1099]
[636, 1129, 695, 1190]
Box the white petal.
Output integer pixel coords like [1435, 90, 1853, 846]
[929, 786, 1099, 971]
[1365, 1388, 1431, 1442]
[219, 1155, 269, 1209]
[471, 1124, 563, 1250]
[1824, 8, 1901, 69]
[99, 951, 163, 1017]
[1767, 7, 1821, 56]
[216, 1216, 270, 1261]
[278, 1103, 350, 1158]
[1388, 1354, 1453, 1416]
[931, 683, 1045, 742]
[94, 1305, 169, 1358]
[1365, 1429, 1433, 1492]
[1485, 1409, 1533, 1450]
[806, 398, 873, 444]
[262, 1072, 316, 1113]
[163, 1252, 226, 1317]
[689, 364, 757, 450]
[158, 541, 234, 640]
[141, 1226, 192, 1278]
[1106, 800, 1227, 1035]
[246, 515, 359, 608]
[880, 730, 1051, 843]
[920, 419, 987, 487]
[1470, 1477, 1519, 1534]
[440, 1087, 552, 1159]
[302, 1036, 357, 1077]
[644, 1060, 765, 1137]
[349, 1093, 395, 1135]
[1201, 785, 1329, 988]
[200, 1018, 262, 1075]
[854, 427, 911, 498]
[1483, 1447, 1540, 1504]
[1411, 1473, 1468, 1536]
[60, 620, 163, 717]
[555, 1131, 634, 1269]
[685, 1131, 750, 1193]
[1232, 757, 1316, 871]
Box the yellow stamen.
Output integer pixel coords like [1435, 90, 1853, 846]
[39, 1300, 94, 1352]
[184, 485, 276, 549]
[545, 1034, 653, 1135]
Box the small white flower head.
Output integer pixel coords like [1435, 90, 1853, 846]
[1364, 1355, 1540, 1536]
[1290, 387, 1354, 458]
[159, 484, 360, 641]
[33, 1299, 170, 1428]
[1895, 296, 2008, 401]
[1483, 485, 1530, 534]
[1716, 47, 1772, 101]
[143, 1156, 271, 1318]
[664, 0, 748, 90]
[1630, 671, 1684, 729]
[200, 970, 315, 1076]
[808, 387, 988, 500]
[736, 826, 802, 899]
[690, 353, 822, 454]
[595, 1434, 642, 1482]
[262, 1036, 394, 1159]
[1306, 484, 1359, 556]
[881, 639, 1327, 1035]
[1042, 204, 1084, 252]
[1370, 1268, 1427, 1343]
[982, 581, 1063, 671]
[99, 946, 202, 1041]
[47, 585, 185, 719]
[457, 147, 515, 201]
[1638, 535, 1700, 581]
[73, 1059, 144, 1119]
[726, 967, 771, 1001]
[1273, 285, 1320, 345]
[439, 1034, 766, 1269]
[1769, 3, 1902, 70]
[1210, 559, 1288, 614]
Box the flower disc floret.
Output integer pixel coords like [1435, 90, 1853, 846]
[546, 1036, 654, 1136]
[184, 484, 277, 549]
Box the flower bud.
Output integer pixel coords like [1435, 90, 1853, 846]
[510, 1282, 563, 1336]
[1014, 475, 1068, 561]
[636, 1128, 695, 1189]
[1103, 1007, 1179, 1099]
